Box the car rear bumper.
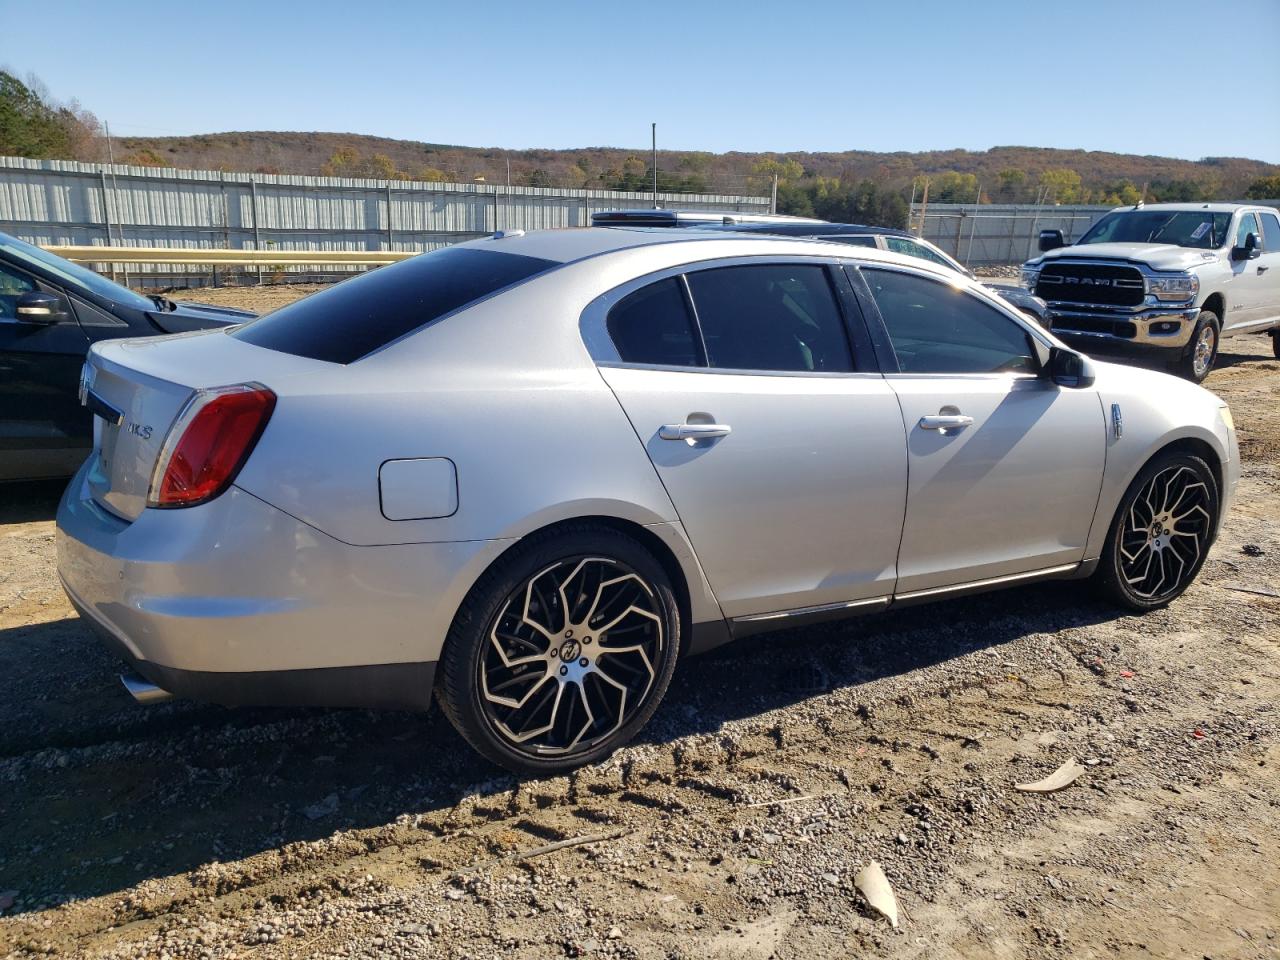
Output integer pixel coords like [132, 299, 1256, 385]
[55, 464, 513, 710]
[66, 590, 437, 710]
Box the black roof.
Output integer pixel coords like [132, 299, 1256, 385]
[590, 209, 826, 227]
[706, 222, 914, 238]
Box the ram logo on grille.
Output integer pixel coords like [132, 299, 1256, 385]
[1036, 264, 1146, 307]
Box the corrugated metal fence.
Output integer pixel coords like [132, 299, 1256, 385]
[0, 156, 769, 284]
[911, 203, 1112, 267]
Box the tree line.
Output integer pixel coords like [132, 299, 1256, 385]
[0, 70, 101, 162]
[5, 70, 1279, 228]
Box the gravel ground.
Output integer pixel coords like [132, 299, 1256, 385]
[1, 285, 1278, 959]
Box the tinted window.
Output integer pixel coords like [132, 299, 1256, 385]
[865, 268, 1038, 374]
[232, 247, 557, 364]
[606, 278, 701, 366]
[0, 262, 35, 320]
[827, 235, 878, 248]
[686, 264, 853, 373]
[70, 294, 128, 327]
[0, 233, 153, 311]
[1261, 213, 1280, 252]
[1237, 213, 1260, 247]
[884, 236, 958, 270]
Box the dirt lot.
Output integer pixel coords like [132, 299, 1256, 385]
[2, 286, 1278, 959]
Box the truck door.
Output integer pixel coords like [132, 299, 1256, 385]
[1225, 212, 1267, 332]
[1253, 211, 1280, 331]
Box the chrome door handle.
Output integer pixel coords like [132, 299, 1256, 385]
[660, 422, 732, 441]
[919, 414, 974, 431]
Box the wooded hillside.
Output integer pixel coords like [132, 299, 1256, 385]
[5, 69, 1278, 229]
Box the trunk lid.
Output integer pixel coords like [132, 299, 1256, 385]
[82, 328, 324, 521]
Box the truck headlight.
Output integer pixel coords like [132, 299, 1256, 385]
[1148, 275, 1199, 301]
[1020, 266, 1040, 291]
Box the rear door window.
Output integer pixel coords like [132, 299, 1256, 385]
[686, 264, 854, 373]
[825, 235, 878, 248]
[232, 246, 557, 364]
[606, 277, 703, 366]
[883, 236, 958, 270]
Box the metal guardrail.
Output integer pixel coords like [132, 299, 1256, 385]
[44, 246, 416, 266]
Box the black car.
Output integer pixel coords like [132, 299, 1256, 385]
[0, 231, 256, 481]
[589, 209, 825, 228]
[703, 221, 1051, 326]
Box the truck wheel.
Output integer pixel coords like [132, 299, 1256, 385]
[1173, 310, 1219, 383]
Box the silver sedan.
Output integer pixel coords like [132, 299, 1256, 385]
[56, 229, 1240, 774]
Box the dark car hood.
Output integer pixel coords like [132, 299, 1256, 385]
[146, 300, 257, 334]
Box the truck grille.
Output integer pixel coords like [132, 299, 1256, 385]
[1052, 317, 1138, 340]
[1035, 262, 1145, 308]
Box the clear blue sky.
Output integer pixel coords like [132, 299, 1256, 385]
[3, 0, 1278, 162]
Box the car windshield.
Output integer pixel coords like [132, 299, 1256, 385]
[1076, 211, 1232, 249]
[0, 233, 154, 310]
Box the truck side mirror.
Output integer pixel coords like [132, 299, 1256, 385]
[1047, 346, 1096, 389]
[15, 290, 71, 324]
[1038, 229, 1065, 252]
[1232, 232, 1261, 261]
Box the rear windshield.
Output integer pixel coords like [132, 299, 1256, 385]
[231, 246, 557, 363]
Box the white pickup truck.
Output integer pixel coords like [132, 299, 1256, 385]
[1021, 202, 1280, 381]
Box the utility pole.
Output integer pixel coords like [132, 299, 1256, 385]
[916, 178, 930, 237]
[651, 122, 658, 209]
[104, 122, 129, 286]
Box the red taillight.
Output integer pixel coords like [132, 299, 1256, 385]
[149, 384, 276, 508]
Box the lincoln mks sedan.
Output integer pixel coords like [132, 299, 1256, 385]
[57, 228, 1238, 774]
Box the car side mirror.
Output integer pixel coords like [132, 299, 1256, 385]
[1047, 346, 1096, 388]
[1038, 229, 1065, 252]
[1231, 232, 1261, 261]
[15, 290, 71, 324]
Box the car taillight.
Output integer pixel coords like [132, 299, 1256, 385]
[148, 383, 276, 508]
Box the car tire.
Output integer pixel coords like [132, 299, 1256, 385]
[1173, 310, 1220, 383]
[436, 524, 681, 776]
[1094, 452, 1219, 612]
